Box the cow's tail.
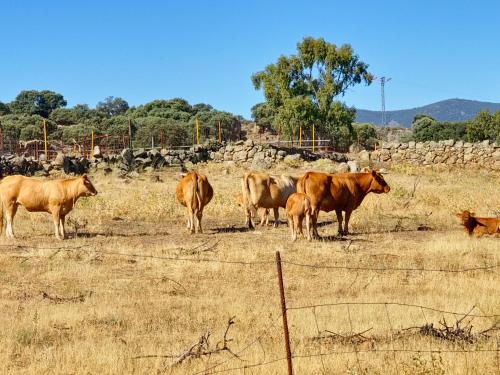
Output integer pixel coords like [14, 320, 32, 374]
[192, 173, 201, 212]
[299, 172, 308, 194]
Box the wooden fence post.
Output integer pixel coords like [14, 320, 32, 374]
[276, 251, 293, 375]
[312, 124, 315, 152]
[43, 119, 48, 158]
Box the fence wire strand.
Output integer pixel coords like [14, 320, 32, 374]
[286, 301, 500, 318]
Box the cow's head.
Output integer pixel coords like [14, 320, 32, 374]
[80, 175, 98, 196]
[369, 170, 390, 193]
[456, 210, 476, 234]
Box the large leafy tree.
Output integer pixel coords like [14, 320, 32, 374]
[10, 90, 67, 117]
[96, 96, 129, 117]
[252, 37, 372, 146]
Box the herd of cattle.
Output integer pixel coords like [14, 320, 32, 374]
[0, 170, 497, 240]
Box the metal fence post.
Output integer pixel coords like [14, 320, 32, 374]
[275, 251, 293, 375]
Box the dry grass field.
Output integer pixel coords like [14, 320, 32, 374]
[0, 161, 499, 374]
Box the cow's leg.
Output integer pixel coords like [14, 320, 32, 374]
[343, 210, 352, 235]
[5, 202, 18, 238]
[246, 207, 254, 229]
[51, 208, 62, 240]
[297, 215, 304, 237]
[187, 207, 195, 234]
[287, 215, 295, 241]
[59, 216, 66, 239]
[335, 209, 343, 236]
[291, 216, 297, 241]
[265, 209, 270, 226]
[196, 210, 203, 233]
[272, 208, 279, 227]
[311, 206, 320, 238]
[258, 209, 267, 227]
[305, 213, 312, 241]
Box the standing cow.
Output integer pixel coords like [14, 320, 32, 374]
[241, 172, 298, 229]
[176, 171, 213, 233]
[286, 193, 312, 241]
[0, 175, 98, 240]
[298, 170, 390, 237]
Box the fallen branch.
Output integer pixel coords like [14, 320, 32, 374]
[42, 291, 92, 304]
[133, 316, 242, 365]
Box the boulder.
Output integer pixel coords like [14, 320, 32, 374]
[336, 162, 349, 173]
[93, 145, 102, 158]
[347, 160, 358, 172]
[133, 148, 147, 158]
[121, 148, 134, 165]
[251, 158, 272, 170]
[52, 152, 65, 167]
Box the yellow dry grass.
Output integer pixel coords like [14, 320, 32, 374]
[0, 162, 499, 374]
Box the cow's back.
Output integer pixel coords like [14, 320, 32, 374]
[0, 175, 63, 212]
[298, 172, 336, 212]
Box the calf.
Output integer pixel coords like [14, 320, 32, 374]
[0, 175, 98, 240]
[285, 193, 312, 241]
[456, 210, 500, 236]
[176, 172, 213, 233]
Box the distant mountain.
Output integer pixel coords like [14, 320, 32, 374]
[355, 99, 500, 128]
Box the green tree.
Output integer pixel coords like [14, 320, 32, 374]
[491, 111, 500, 143]
[96, 96, 129, 117]
[10, 90, 67, 117]
[353, 123, 377, 148]
[251, 37, 372, 147]
[467, 110, 492, 142]
[274, 96, 317, 139]
[251, 103, 275, 130]
[0, 101, 10, 116]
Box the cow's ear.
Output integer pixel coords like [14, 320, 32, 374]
[371, 170, 377, 177]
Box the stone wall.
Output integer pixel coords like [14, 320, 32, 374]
[0, 140, 348, 177]
[365, 139, 500, 170]
[2, 139, 498, 177]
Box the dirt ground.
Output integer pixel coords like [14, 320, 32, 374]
[0, 162, 499, 374]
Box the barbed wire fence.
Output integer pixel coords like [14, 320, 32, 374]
[4, 242, 500, 374]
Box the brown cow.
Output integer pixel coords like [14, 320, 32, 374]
[241, 172, 298, 229]
[234, 192, 269, 227]
[456, 210, 500, 236]
[285, 193, 312, 241]
[176, 171, 213, 233]
[0, 175, 98, 240]
[298, 170, 390, 237]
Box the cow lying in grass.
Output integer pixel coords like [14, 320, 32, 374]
[456, 210, 500, 236]
[0, 175, 98, 240]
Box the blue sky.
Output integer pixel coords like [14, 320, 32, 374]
[1, 0, 499, 118]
